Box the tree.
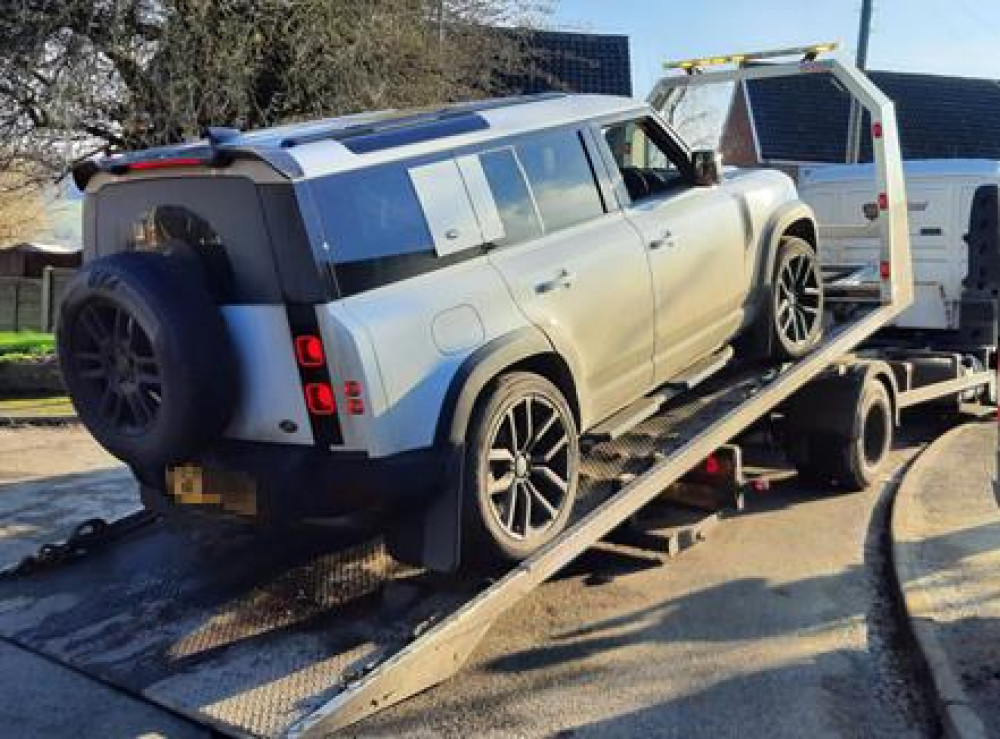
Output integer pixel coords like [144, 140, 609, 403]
[0, 174, 45, 245]
[0, 0, 550, 181]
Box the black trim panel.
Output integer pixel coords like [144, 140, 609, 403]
[334, 246, 488, 297]
[285, 304, 344, 446]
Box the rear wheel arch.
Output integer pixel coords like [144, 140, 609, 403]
[435, 328, 581, 448]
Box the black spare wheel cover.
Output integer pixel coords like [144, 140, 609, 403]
[57, 250, 239, 467]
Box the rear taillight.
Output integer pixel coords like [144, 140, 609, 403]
[295, 335, 325, 367]
[304, 382, 337, 415]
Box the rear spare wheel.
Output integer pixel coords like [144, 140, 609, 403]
[57, 250, 238, 468]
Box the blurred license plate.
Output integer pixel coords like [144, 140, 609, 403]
[169, 464, 221, 505]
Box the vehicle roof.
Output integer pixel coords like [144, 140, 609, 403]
[801, 158, 1000, 186]
[78, 93, 649, 188]
[278, 93, 647, 178]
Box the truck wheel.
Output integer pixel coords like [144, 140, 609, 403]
[463, 372, 579, 565]
[771, 237, 824, 361]
[828, 379, 893, 490]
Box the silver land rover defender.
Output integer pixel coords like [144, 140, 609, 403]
[61, 93, 823, 567]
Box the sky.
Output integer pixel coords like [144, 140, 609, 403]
[551, 0, 1000, 98]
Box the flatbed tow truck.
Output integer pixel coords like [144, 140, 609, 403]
[0, 46, 995, 738]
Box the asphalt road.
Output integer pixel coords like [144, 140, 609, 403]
[358, 424, 945, 738]
[0, 420, 955, 738]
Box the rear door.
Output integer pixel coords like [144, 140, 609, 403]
[597, 117, 746, 384]
[483, 128, 656, 428]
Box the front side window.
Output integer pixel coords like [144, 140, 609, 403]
[515, 129, 606, 232]
[603, 118, 686, 202]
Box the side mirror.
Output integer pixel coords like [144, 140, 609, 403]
[692, 149, 724, 187]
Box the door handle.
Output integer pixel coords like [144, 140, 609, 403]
[535, 268, 576, 294]
[649, 230, 674, 250]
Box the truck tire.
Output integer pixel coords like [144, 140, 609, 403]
[771, 237, 824, 361]
[463, 372, 579, 565]
[791, 379, 893, 491]
[57, 250, 238, 468]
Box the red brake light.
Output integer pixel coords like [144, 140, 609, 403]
[346, 398, 365, 415]
[878, 192, 889, 210]
[304, 383, 336, 415]
[704, 454, 721, 475]
[880, 260, 891, 280]
[128, 157, 207, 171]
[871, 122, 883, 139]
[295, 335, 325, 367]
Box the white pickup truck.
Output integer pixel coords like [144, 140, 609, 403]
[799, 159, 999, 351]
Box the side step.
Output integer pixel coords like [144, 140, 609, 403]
[585, 346, 734, 444]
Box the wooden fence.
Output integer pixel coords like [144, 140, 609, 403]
[0, 267, 76, 332]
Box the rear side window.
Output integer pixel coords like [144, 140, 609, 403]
[479, 148, 543, 247]
[515, 129, 605, 232]
[310, 162, 490, 296]
[312, 163, 433, 264]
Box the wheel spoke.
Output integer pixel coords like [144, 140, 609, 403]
[529, 408, 559, 452]
[505, 409, 518, 454]
[505, 486, 517, 531]
[526, 480, 559, 519]
[489, 448, 515, 464]
[79, 306, 108, 346]
[124, 391, 147, 426]
[780, 310, 794, 333]
[521, 482, 532, 535]
[489, 471, 515, 496]
[136, 372, 161, 389]
[535, 464, 568, 494]
[521, 397, 533, 452]
[794, 310, 807, 342]
[113, 307, 126, 345]
[540, 433, 568, 464]
[794, 256, 808, 286]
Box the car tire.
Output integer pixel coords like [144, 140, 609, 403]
[770, 236, 824, 361]
[462, 372, 579, 566]
[57, 250, 238, 468]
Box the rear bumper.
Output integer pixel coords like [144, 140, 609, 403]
[137, 441, 447, 522]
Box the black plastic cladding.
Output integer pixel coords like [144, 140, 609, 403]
[286, 304, 344, 447]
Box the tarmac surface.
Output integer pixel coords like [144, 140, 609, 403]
[893, 419, 999, 739]
[0, 418, 972, 738]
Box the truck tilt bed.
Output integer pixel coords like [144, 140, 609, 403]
[0, 312, 886, 738]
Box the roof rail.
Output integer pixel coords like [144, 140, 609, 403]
[278, 92, 568, 149]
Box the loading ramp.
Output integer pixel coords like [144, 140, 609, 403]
[0, 47, 916, 737]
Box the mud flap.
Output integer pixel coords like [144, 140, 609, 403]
[385, 443, 465, 573]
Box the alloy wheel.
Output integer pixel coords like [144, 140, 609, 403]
[776, 252, 822, 348]
[485, 395, 572, 540]
[71, 300, 162, 435]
